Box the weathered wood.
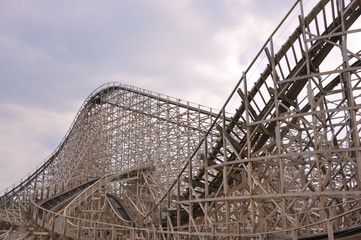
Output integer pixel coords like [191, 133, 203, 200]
[1, 0, 361, 239]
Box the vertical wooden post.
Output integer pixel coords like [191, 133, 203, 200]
[77, 218, 81, 239]
[40, 187, 44, 202]
[204, 136, 210, 240]
[130, 228, 134, 240]
[177, 178, 181, 240]
[94, 222, 98, 240]
[338, 0, 361, 184]
[62, 216, 67, 236]
[112, 225, 115, 240]
[243, 71, 255, 233]
[187, 102, 193, 236]
[41, 210, 45, 227]
[35, 207, 39, 224]
[158, 203, 162, 238]
[46, 186, 50, 199]
[189, 157, 193, 236]
[167, 191, 170, 239]
[269, 35, 287, 229]
[51, 213, 55, 232]
[327, 220, 334, 240]
[222, 108, 230, 237]
[292, 229, 298, 240]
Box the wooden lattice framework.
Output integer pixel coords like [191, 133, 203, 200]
[1, 0, 361, 239]
[0, 84, 219, 226]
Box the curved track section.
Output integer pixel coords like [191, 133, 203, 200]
[151, 0, 361, 238]
[1, 0, 361, 239]
[0, 83, 219, 227]
[140, 0, 361, 238]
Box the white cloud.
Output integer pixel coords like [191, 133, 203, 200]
[0, 103, 75, 190]
[0, 0, 295, 192]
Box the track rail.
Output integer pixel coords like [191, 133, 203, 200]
[0, 83, 220, 227]
[1, 0, 361, 239]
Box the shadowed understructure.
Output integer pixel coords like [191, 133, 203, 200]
[1, 0, 361, 239]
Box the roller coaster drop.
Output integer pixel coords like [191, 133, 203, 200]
[1, 0, 361, 239]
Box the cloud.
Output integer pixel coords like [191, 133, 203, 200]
[0, 0, 294, 191]
[0, 103, 76, 190]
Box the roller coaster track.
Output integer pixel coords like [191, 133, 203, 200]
[1, 0, 361, 239]
[0, 83, 220, 227]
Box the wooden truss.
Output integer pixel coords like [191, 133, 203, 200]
[1, 0, 361, 239]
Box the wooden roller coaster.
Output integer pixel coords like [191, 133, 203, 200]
[1, 0, 361, 239]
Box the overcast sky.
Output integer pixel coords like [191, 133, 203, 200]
[0, 0, 294, 191]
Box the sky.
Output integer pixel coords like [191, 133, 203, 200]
[0, 0, 294, 191]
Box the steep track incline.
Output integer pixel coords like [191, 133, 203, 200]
[1, 0, 361, 239]
[0, 83, 220, 228]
